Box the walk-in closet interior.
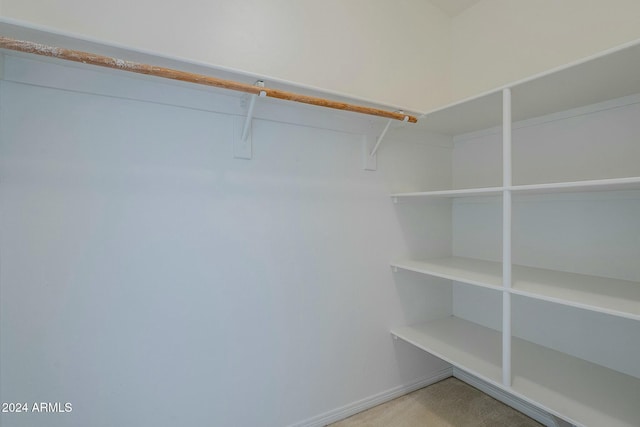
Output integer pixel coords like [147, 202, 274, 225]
[1, 2, 639, 426]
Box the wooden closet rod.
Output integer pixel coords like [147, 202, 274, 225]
[0, 36, 418, 123]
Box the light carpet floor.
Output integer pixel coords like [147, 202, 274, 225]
[329, 377, 543, 427]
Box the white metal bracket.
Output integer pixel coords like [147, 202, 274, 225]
[369, 112, 409, 158]
[362, 134, 377, 171]
[234, 80, 266, 159]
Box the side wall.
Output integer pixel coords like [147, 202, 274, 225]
[0, 55, 452, 427]
[451, 0, 640, 101]
[0, 0, 452, 112]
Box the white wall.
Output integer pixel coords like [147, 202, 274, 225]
[6, 1, 640, 112]
[0, 55, 452, 427]
[451, 0, 640, 101]
[0, 0, 451, 112]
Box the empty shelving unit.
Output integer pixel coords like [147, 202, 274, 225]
[391, 40, 640, 427]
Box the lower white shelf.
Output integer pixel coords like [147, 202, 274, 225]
[391, 316, 503, 386]
[391, 316, 640, 427]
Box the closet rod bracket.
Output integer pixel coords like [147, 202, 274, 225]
[235, 81, 265, 160]
[241, 80, 266, 142]
[370, 112, 409, 157]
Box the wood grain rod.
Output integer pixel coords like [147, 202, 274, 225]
[0, 36, 417, 123]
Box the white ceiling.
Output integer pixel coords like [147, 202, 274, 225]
[429, 0, 482, 17]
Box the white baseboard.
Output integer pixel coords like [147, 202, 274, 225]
[288, 366, 571, 427]
[453, 368, 562, 427]
[288, 366, 453, 427]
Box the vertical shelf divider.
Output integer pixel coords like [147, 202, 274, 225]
[502, 87, 513, 387]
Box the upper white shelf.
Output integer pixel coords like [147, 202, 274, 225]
[417, 40, 640, 135]
[0, 19, 415, 125]
[391, 187, 503, 199]
[391, 177, 640, 200]
[393, 256, 640, 321]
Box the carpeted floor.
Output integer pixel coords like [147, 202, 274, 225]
[329, 377, 543, 427]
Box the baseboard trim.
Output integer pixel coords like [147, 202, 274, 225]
[453, 368, 560, 427]
[288, 366, 453, 427]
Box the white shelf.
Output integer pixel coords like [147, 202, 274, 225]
[392, 316, 640, 427]
[391, 177, 640, 200]
[391, 316, 503, 386]
[392, 257, 640, 320]
[510, 177, 640, 195]
[391, 187, 503, 199]
[417, 40, 640, 135]
[391, 257, 503, 290]
[512, 338, 640, 427]
[511, 266, 640, 321]
[417, 91, 504, 135]
[0, 19, 413, 124]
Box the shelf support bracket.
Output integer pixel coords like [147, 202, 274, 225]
[241, 81, 266, 142]
[234, 81, 266, 159]
[362, 134, 377, 171]
[369, 112, 409, 157]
